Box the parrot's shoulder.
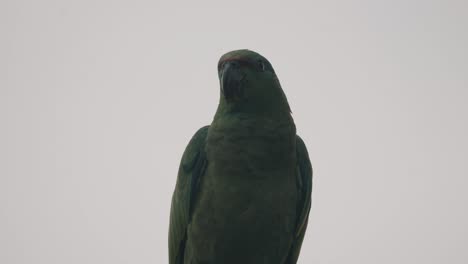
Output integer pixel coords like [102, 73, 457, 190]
[295, 135, 311, 162]
[180, 125, 209, 172]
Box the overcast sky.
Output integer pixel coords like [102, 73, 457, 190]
[1, 1, 468, 263]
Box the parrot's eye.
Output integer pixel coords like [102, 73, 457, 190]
[257, 60, 266, 72]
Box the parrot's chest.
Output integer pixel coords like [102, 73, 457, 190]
[205, 118, 296, 176]
[184, 118, 298, 263]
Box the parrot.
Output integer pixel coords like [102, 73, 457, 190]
[168, 49, 313, 264]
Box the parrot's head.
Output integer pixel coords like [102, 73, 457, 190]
[215, 49, 291, 117]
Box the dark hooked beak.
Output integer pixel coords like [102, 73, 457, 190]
[220, 61, 244, 100]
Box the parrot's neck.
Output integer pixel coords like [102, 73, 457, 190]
[212, 101, 292, 123]
[211, 111, 294, 130]
[206, 112, 296, 174]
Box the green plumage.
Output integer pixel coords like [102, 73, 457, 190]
[169, 50, 313, 264]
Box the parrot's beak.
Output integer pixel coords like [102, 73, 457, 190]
[220, 61, 244, 100]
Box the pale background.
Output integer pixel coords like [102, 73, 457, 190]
[1, 1, 467, 263]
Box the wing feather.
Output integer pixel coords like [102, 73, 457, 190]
[285, 135, 313, 264]
[168, 126, 209, 264]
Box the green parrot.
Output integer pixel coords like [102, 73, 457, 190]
[169, 49, 313, 264]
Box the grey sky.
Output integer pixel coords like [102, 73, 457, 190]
[1, 1, 468, 263]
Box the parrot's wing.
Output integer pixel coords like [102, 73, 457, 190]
[169, 126, 209, 264]
[286, 135, 313, 264]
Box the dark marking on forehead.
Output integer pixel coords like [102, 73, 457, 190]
[217, 50, 274, 73]
[219, 50, 260, 64]
[218, 56, 253, 67]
